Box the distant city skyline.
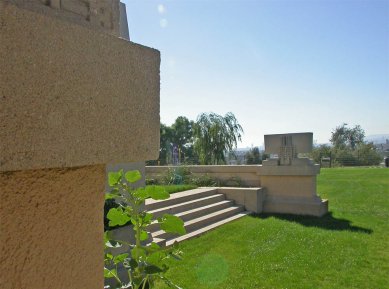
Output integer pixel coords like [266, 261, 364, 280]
[123, 0, 389, 147]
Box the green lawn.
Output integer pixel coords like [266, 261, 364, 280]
[156, 167, 389, 289]
[153, 184, 197, 194]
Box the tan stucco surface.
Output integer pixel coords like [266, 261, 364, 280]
[0, 2, 160, 171]
[5, 0, 121, 37]
[0, 165, 105, 289]
[261, 175, 317, 198]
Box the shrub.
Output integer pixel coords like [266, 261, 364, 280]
[189, 174, 219, 187]
[104, 170, 186, 289]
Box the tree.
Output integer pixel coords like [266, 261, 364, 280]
[171, 116, 195, 163]
[355, 142, 382, 166]
[330, 123, 365, 150]
[193, 112, 243, 165]
[310, 144, 332, 164]
[148, 118, 197, 165]
[328, 123, 382, 166]
[158, 123, 174, 165]
[245, 147, 261, 164]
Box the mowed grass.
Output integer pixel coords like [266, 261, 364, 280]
[155, 167, 389, 289]
[153, 184, 197, 194]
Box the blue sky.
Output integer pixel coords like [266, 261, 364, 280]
[123, 0, 389, 147]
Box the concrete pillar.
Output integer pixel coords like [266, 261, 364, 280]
[0, 2, 160, 288]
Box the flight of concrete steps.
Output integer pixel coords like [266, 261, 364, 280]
[145, 188, 251, 246]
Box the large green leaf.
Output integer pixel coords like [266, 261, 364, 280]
[144, 265, 163, 274]
[133, 188, 149, 200]
[147, 251, 164, 266]
[142, 212, 153, 224]
[149, 242, 160, 250]
[113, 253, 129, 265]
[131, 247, 146, 260]
[147, 186, 170, 200]
[139, 230, 149, 241]
[159, 214, 186, 235]
[104, 267, 118, 279]
[105, 193, 117, 200]
[107, 208, 131, 227]
[108, 170, 123, 187]
[125, 170, 142, 183]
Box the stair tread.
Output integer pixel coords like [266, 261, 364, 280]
[145, 188, 217, 206]
[152, 205, 244, 237]
[146, 200, 234, 233]
[175, 200, 234, 218]
[165, 211, 251, 246]
[147, 194, 225, 214]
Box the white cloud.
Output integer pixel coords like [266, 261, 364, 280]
[160, 18, 168, 28]
[157, 4, 166, 14]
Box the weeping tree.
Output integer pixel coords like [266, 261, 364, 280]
[193, 112, 243, 165]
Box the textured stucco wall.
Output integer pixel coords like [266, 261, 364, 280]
[1, 2, 161, 288]
[261, 175, 317, 198]
[0, 2, 160, 172]
[4, 0, 121, 37]
[0, 165, 106, 289]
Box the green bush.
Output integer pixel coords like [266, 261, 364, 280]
[104, 170, 186, 289]
[189, 174, 219, 187]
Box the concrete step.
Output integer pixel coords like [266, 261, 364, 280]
[148, 193, 226, 219]
[175, 200, 235, 222]
[148, 237, 166, 247]
[166, 211, 251, 246]
[145, 188, 218, 211]
[152, 205, 245, 240]
[147, 199, 234, 233]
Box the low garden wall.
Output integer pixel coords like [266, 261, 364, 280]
[146, 165, 262, 187]
[146, 164, 327, 216]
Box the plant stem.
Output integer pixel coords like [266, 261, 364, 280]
[141, 275, 148, 289]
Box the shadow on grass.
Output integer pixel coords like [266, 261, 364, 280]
[250, 212, 373, 234]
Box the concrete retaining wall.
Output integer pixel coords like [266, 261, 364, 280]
[146, 165, 262, 187]
[146, 165, 327, 217]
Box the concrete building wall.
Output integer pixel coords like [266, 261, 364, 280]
[0, 2, 160, 172]
[1, 2, 160, 288]
[4, 0, 122, 37]
[0, 165, 105, 289]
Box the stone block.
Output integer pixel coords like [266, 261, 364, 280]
[5, 0, 121, 36]
[261, 176, 317, 199]
[0, 2, 160, 172]
[263, 196, 328, 217]
[264, 132, 313, 154]
[61, 0, 90, 19]
[0, 165, 106, 289]
[218, 187, 264, 213]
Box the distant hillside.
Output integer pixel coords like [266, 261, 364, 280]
[365, 134, 389, 144]
[236, 146, 264, 152]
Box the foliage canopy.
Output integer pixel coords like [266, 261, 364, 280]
[193, 112, 243, 165]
